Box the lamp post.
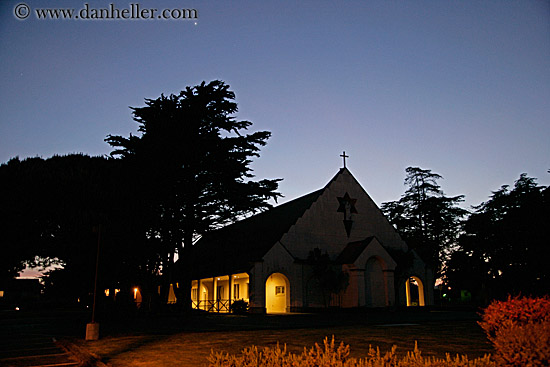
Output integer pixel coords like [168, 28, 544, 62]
[86, 224, 101, 340]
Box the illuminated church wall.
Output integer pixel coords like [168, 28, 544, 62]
[190, 167, 433, 313]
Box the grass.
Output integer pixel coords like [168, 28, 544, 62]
[75, 310, 493, 367]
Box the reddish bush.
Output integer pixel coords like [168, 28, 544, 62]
[479, 296, 550, 366]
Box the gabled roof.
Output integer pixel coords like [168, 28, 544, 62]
[189, 167, 408, 279]
[335, 237, 375, 264]
[191, 188, 324, 278]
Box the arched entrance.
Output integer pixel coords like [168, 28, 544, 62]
[405, 276, 425, 306]
[265, 273, 290, 313]
[365, 257, 387, 307]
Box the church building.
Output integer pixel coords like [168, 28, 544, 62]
[190, 162, 433, 313]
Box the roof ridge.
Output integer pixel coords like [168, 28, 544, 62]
[215, 187, 325, 232]
[192, 186, 327, 278]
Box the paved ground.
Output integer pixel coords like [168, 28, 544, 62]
[85, 308, 492, 366]
[78, 319, 493, 367]
[0, 306, 492, 367]
[0, 309, 82, 367]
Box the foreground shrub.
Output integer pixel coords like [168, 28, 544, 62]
[231, 300, 248, 314]
[478, 295, 550, 338]
[479, 295, 550, 366]
[209, 336, 495, 367]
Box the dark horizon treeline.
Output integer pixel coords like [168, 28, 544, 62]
[382, 167, 550, 304]
[0, 154, 161, 308]
[445, 172, 550, 303]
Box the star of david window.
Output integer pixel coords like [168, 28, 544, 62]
[337, 192, 357, 237]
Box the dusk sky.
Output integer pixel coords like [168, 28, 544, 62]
[1, 0, 549, 210]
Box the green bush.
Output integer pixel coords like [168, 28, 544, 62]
[208, 336, 495, 367]
[479, 296, 550, 366]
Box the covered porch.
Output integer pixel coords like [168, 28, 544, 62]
[191, 272, 249, 312]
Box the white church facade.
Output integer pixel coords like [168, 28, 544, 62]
[189, 167, 433, 313]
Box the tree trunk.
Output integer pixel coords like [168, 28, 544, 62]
[177, 235, 193, 313]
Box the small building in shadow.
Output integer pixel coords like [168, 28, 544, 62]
[0, 278, 41, 309]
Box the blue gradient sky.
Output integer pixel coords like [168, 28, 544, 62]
[1, 0, 549, 209]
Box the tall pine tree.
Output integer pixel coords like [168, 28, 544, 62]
[381, 167, 467, 283]
[106, 80, 281, 308]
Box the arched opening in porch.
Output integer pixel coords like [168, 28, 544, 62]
[405, 276, 425, 306]
[265, 272, 290, 313]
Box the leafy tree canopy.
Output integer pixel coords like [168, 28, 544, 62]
[105, 80, 282, 304]
[0, 154, 154, 299]
[446, 174, 550, 301]
[381, 167, 468, 279]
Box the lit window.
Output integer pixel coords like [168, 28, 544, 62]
[233, 284, 240, 299]
[0, 290, 4, 298]
[104, 289, 110, 297]
[275, 286, 285, 295]
[133, 287, 139, 300]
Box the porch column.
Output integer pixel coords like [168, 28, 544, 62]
[228, 274, 233, 312]
[197, 279, 201, 309]
[418, 280, 426, 306]
[213, 277, 218, 312]
[405, 278, 411, 306]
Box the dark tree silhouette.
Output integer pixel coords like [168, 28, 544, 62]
[446, 174, 550, 302]
[105, 80, 281, 308]
[0, 157, 36, 283]
[307, 248, 349, 308]
[0, 154, 157, 305]
[381, 167, 467, 283]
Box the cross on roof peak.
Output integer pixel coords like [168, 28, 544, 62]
[340, 151, 349, 168]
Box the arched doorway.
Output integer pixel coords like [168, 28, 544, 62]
[365, 257, 387, 307]
[265, 273, 290, 313]
[405, 276, 425, 306]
